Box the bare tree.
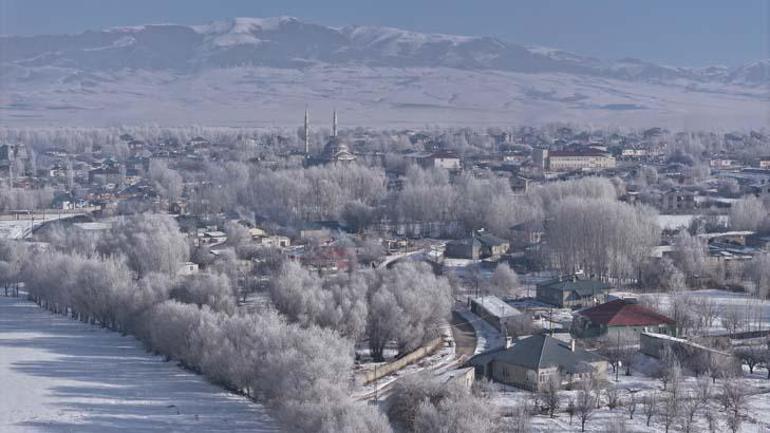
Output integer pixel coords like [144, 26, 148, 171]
[678, 391, 701, 433]
[642, 391, 657, 427]
[575, 379, 596, 432]
[605, 386, 621, 410]
[659, 393, 679, 433]
[721, 379, 747, 433]
[721, 307, 744, 335]
[624, 389, 638, 420]
[540, 375, 561, 418]
[705, 410, 720, 433]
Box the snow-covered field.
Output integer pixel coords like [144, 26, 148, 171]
[495, 351, 770, 433]
[4, 66, 767, 129]
[0, 296, 279, 433]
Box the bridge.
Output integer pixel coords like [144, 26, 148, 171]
[0, 207, 100, 240]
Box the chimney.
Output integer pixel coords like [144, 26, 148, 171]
[505, 336, 514, 349]
[570, 339, 576, 352]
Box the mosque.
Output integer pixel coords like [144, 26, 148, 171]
[303, 108, 356, 165]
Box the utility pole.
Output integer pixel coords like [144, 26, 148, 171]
[616, 330, 621, 382]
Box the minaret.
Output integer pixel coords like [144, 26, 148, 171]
[332, 109, 338, 138]
[304, 107, 310, 156]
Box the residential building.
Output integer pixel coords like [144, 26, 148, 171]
[660, 189, 697, 211]
[476, 232, 510, 258]
[466, 334, 608, 391]
[445, 238, 481, 260]
[536, 275, 610, 308]
[571, 298, 676, 338]
[423, 151, 461, 170]
[545, 148, 616, 172]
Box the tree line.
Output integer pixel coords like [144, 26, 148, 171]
[8, 214, 394, 433]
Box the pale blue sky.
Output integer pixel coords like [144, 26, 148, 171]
[0, 0, 767, 67]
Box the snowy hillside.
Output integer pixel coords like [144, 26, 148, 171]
[1, 16, 768, 127]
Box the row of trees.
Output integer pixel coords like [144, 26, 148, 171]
[0, 187, 54, 212]
[188, 157, 629, 240]
[10, 214, 395, 433]
[546, 197, 661, 281]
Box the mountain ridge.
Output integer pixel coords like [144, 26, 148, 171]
[0, 17, 767, 128]
[2, 16, 767, 85]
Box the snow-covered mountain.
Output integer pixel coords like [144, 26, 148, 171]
[0, 17, 768, 127]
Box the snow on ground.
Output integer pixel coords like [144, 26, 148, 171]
[4, 66, 769, 129]
[630, 289, 770, 334]
[655, 214, 729, 231]
[495, 357, 770, 433]
[0, 296, 279, 433]
[354, 324, 458, 402]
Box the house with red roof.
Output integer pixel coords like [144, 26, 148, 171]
[571, 298, 676, 339]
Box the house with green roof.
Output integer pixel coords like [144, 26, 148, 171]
[465, 334, 608, 391]
[536, 275, 610, 308]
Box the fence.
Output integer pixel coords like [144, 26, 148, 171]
[359, 337, 445, 384]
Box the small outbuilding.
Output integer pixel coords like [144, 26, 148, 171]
[470, 296, 529, 336]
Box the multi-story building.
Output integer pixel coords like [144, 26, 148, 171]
[539, 148, 616, 172]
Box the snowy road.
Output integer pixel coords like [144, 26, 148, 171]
[0, 296, 280, 433]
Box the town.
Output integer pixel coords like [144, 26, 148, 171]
[2, 116, 770, 433]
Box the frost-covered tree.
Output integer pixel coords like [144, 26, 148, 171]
[99, 213, 189, 276]
[730, 195, 768, 231]
[547, 198, 660, 279]
[170, 272, 236, 313]
[488, 263, 520, 298]
[389, 373, 499, 433]
[148, 159, 183, 202]
[367, 262, 452, 359]
[671, 231, 708, 286]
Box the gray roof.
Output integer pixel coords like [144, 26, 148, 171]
[471, 296, 522, 319]
[466, 334, 604, 373]
[537, 277, 610, 296]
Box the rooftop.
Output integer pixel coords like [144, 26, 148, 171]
[537, 276, 610, 296]
[471, 296, 522, 318]
[467, 334, 604, 373]
[578, 299, 675, 327]
[549, 148, 610, 158]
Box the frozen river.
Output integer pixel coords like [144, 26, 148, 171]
[0, 296, 279, 433]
